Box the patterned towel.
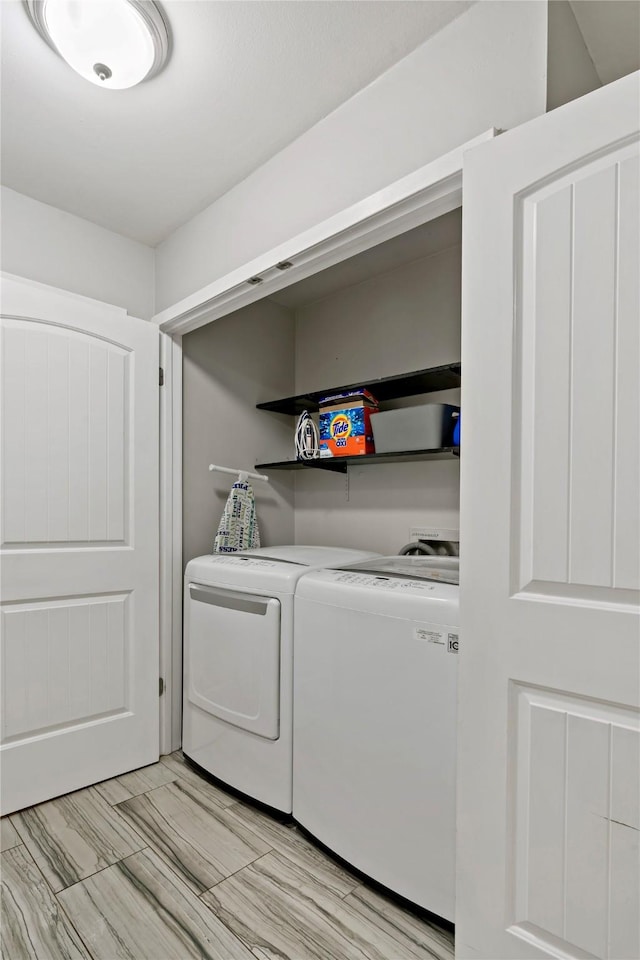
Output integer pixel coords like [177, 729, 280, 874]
[213, 478, 261, 553]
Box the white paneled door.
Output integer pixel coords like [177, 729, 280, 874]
[458, 74, 639, 959]
[0, 275, 159, 814]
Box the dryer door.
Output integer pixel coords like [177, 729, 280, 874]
[187, 584, 281, 739]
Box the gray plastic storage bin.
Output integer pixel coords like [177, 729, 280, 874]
[370, 403, 459, 453]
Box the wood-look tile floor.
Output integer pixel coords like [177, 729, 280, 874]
[1, 752, 454, 960]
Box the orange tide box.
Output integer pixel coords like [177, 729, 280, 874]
[318, 389, 378, 457]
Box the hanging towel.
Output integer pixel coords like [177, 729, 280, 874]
[213, 477, 261, 553]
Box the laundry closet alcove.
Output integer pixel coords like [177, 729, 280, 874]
[154, 131, 494, 754]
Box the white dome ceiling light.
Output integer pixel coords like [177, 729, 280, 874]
[25, 0, 170, 89]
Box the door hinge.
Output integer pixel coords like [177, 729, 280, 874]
[159, 677, 165, 696]
[159, 366, 164, 386]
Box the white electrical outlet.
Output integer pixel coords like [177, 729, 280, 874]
[409, 526, 459, 543]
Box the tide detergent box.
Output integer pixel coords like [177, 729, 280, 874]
[318, 389, 378, 457]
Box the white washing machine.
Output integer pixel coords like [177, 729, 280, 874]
[183, 545, 379, 813]
[293, 555, 459, 921]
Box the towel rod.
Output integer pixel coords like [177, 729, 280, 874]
[209, 463, 269, 483]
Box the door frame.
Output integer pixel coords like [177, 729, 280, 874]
[154, 129, 496, 753]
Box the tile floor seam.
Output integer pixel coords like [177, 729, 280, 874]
[113, 771, 229, 815]
[200, 873, 289, 960]
[9, 812, 80, 891]
[340, 881, 359, 900]
[160, 752, 239, 809]
[220, 813, 297, 857]
[10, 790, 148, 897]
[354, 921, 446, 960]
[118, 835, 229, 900]
[202, 848, 450, 960]
[202, 869, 377, 960]
[3, 834, 99, 960]
[199, 876, 268, 960]
[111, 780, 263, 893]
[94, 770, 179, 807]
[222, 811, 361, 903]
[0, 816, 22, 851]
[51, 844, 155, 896]
[157, 770, 238, 815]
[4, 841, 25, 851]
[210, 846, 358, 915]
[343, 888, 454, 960]
[5, 761, 454, 960]
[121, 776, 277, 868]
[111, 777, 181, 807]
[54, 846, 255, 960]
[197, 847, 278, 900]
[4, 835, 50, 890]
[52, 880, 100, 960]
[111, 818, 230, 897]
[86, 784, 151, 851]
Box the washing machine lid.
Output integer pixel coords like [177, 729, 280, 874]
[338, 555, 459, 585]
[295, 556, 459, 623]
[185, 546, 380, 592]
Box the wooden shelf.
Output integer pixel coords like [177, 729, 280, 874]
[256, 363, 461, 416]
[256, 447, 460, 474]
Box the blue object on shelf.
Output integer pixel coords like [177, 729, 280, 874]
[453, 414, 460, 446]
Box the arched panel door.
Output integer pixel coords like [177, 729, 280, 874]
[1, 275, 159, 814]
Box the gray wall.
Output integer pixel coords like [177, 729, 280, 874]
[547, 0, 601, 111]
[183, 240, 462, 559]
[293, 246, 461, 393]
[1, 186, 155, 320]
[182, 299, 296, 567]
[155, 1, 548, 312]
[293, 244, 462, 555]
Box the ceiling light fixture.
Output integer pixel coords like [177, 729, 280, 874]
[25, 0, 170, 90]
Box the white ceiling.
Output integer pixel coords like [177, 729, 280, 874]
[0, 0, 472, 247]
[570, 1, 640, 85]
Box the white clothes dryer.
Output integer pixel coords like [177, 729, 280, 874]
[293, 555, 459, 921]
[183, 545, 378, 813]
